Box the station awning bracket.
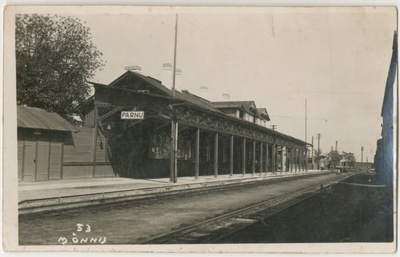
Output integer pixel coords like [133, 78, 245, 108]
[97, 106, 124, 122]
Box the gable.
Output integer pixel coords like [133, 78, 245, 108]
[256, 108, 271, 121]
[109, 71, 171, 97]
[247, 102, 257, 114]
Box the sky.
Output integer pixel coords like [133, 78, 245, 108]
[71, 6, 396, 162]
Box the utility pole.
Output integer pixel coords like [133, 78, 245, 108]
[172, 13, 178, 98]
[361, 146, 364, 170]
[317, 133, 321, 169]
[335, 141, 338, 152]
[311, 136, 314, 169]
[305, 98, 307, 144]
[304, 98, 308, 171]
[170, 13, 179, 183]
[271, 125, 277, 130]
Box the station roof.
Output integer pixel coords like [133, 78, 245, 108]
[96, 71, 223, 114]
[92, 71, 310, 147]
[17, 105, 79, 132]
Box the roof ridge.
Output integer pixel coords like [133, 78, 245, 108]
[181, 89, 212, 103]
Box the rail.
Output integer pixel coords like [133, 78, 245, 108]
[138, 174, 353, 244]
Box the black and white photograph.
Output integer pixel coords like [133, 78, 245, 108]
[2, 5, 397, 253]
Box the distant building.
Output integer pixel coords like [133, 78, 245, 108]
[212, 101, 270, 128]
[17, 105, 116, 182]
[353, 162, 374, 170]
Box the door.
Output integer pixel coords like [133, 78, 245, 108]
[22, 140, 36, 182]
[18, 141, 23, 181]
[36, 140, 50, 181]
[22, 137, 50, 182]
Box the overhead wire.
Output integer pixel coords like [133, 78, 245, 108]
[270, 113, 380, 120]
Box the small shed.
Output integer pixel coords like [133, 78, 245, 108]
[17, 105, 79, 182]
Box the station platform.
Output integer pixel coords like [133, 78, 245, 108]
[18, 169, 335, 214]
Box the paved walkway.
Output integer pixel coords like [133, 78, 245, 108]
[19, 169, 327, 202]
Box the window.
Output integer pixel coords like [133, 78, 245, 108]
[148, 133, 171, 159]
[248, 115, 254, 123]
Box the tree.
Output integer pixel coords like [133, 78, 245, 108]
[314, 149, 323, 162]
[16, 14, 105, 121]
[341, 151, 356, 167]
[327, 150, 341, 168]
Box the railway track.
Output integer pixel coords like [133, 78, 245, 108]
[138, 174, 352, 244]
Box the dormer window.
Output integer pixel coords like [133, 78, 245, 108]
[248, 114, 254, 123]
[239, 110, 244, 119]
[249, 106, 257, 115]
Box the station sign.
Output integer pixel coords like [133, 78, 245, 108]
[121, 111, 144, 120]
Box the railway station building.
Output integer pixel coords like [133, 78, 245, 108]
[17, 70, 310, 182]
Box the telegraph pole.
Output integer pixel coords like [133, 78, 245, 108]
[304, 98, 308, 171]
[170, 13, 179, 183]
[361, 146, 364, 170]
[317, 133, 321, 169]
[172, 13, 178, 98]
[305, 98, 307, 144]
[311, 136, 314, 169]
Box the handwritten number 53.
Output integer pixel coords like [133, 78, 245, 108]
[76, 223, 91, 233]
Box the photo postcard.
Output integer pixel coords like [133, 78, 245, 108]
[2, 5, 398, 254]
